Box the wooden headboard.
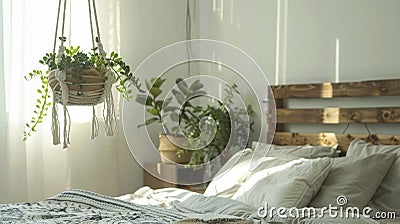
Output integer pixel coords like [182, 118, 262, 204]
[270, 79, 400, 155]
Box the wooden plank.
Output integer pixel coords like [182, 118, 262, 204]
[272, 79, 400, 99]
[273, 132, 400, 155]
[274, 99, 284, 131]
[277, 107, 400, 124]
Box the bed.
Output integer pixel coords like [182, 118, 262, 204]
[1, 79, 400, 223]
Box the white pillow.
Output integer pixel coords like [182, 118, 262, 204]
[252, 141, 338, 158]
[346, 139, 400, 215]
[231, 157, 332, 208]
[204, 148, 300, 198]
[204, 148, 253, 198]
[309, 153, 396, 209]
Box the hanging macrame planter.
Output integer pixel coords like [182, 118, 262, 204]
[23, 0, 143, 148]
[49, 0, 116, 148]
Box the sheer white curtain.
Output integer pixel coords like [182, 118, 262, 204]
[0, 0, 123, 203]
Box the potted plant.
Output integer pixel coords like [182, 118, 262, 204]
[172, 81, 254, 166]
[135, 77, 203, 164]
[135, 77, 254, 165]
[23, 37, 143, 147]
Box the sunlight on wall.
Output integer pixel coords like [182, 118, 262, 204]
[229, 0, 234, 25]
[335, 38, 340, 83]
[109, 0, 121, 53]
[275, 0, 288, 85]
[274, 0, 281, 85]
[213, 0, 224, 22]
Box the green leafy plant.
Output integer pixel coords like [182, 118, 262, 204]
[23, 37, 143, 141]
[175, 82, 254, 165]
[135, 77, 173, 134]
[135, 77, 206, 134]
[135, 77, 254, 165]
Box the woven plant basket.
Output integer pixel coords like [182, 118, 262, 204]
[48, 68, 107, 106]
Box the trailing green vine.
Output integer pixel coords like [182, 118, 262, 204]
[23, 71, 51, 141]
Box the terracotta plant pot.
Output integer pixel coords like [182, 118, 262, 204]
[158, 134, 192, 164]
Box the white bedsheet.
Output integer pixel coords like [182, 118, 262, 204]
[117, 186, 200, 208]
[118, 186, 382, 224]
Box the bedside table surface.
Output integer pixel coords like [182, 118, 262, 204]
[144, 162, 208, 193]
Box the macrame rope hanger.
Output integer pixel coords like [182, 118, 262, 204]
[51, 0, 116, 149]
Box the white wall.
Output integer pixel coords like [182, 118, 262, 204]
[286, 0, 400, 83]
[194, 0, 400, 88]
[118, 0, 188, 195]
[196, 0, 277, 82]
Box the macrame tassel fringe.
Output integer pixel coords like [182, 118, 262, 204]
[51, 93, 60, 145]
[62, 104, 71, 149]
[103, 70, 116, 137]
[54, 69, 71, 149]
[91, 106, 99, 139]
[104, 90, 116, 137]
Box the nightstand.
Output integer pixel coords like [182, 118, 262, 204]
[143, 162, 208, 193]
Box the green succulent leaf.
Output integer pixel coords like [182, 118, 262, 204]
[145, 79, 153, 90]
[172, 89, 186, 105]
[155, 100, 164, 110]
[189, 80, 203, 91]
[193, 106, 203, 113]
[135, 94, 153, 106]
[59, 36, 67, 42]
[175, 78, 184, 85]
[178, 85, 192, 96]
[150, 108, 159, 116]
[149, 87, 162, 98]
[176, 78, 192, 96]
[153, 78, 166, 88]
